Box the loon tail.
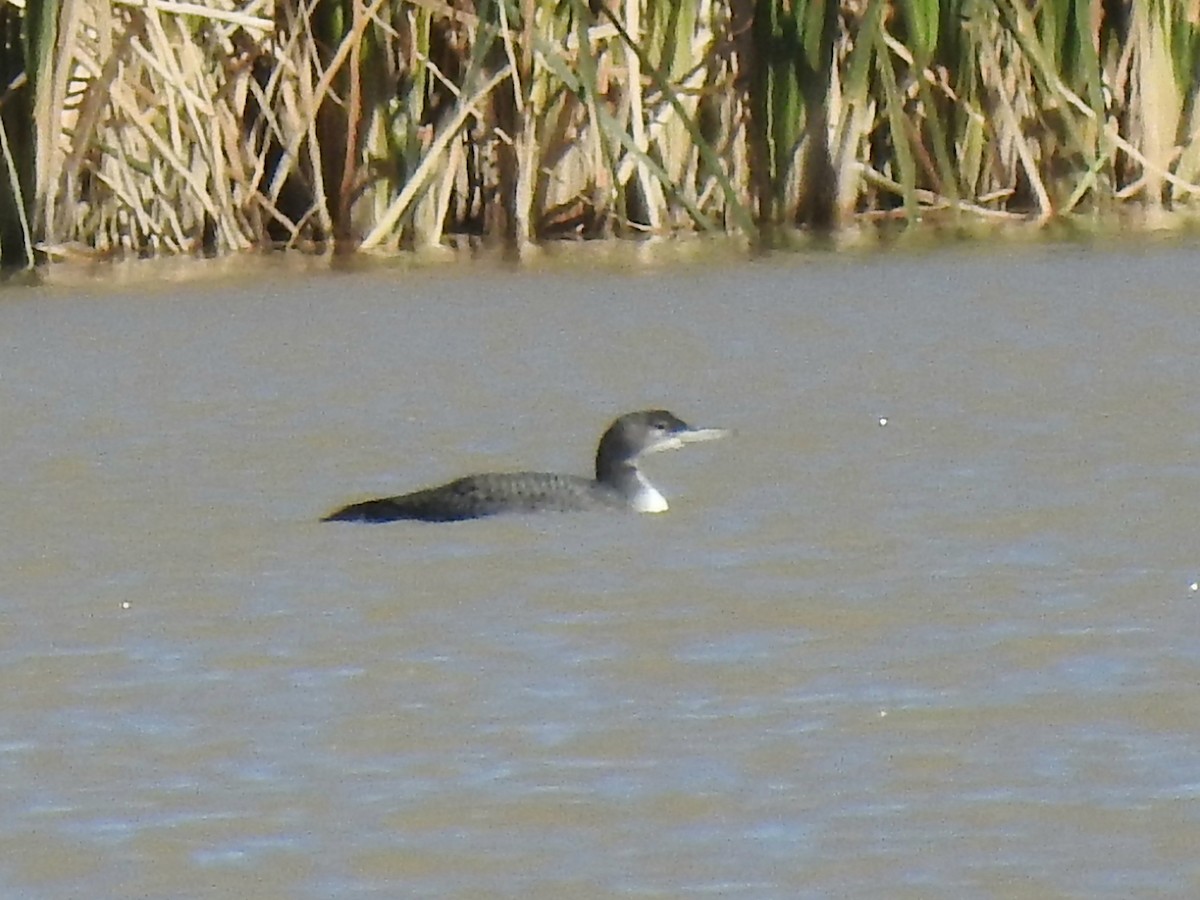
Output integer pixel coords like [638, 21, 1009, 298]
[322, 497, 425, 523]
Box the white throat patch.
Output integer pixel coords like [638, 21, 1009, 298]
[631, 472, 669, 513]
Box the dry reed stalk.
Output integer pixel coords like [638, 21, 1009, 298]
[29, 0, 273, 255]
[621, 0, 663, 232]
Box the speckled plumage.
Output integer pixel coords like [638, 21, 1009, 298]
[323, 472, 625, 522]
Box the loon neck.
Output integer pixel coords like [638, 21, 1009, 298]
[596, 460, 668, 513]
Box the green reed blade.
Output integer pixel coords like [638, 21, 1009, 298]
[871, 8, 918, 219]
[898, 0, 940, 63]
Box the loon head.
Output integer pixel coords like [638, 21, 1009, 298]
[594, 410, 729, 511]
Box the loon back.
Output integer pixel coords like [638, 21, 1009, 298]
[323, 472, 624, 523]
[322, 409, 728, 523]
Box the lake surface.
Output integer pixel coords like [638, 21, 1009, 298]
[2, 242, 1199, 898]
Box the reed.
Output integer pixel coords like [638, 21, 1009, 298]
[0, 0, 39, 267]
[2, 0, 1200, 265]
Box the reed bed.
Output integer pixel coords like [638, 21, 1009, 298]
[2, 0, 1200, 267]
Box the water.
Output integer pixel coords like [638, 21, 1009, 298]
[2, 243, 1199, 898]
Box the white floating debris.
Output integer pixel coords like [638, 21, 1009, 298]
[878, 417, 888, 427]
[120, 601, 131, 610]
[1191, 582, 1198, 593]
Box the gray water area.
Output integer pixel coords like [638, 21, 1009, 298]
[1, 241, 1199, 898]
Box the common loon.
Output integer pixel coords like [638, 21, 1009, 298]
[323, 409, 727, 523]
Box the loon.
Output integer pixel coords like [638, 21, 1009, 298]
[323, 409, 728, 523]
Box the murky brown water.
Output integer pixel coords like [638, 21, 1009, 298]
[3, 242, 1199, 898]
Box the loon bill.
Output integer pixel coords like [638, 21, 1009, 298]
[322, 409, 728, 523]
